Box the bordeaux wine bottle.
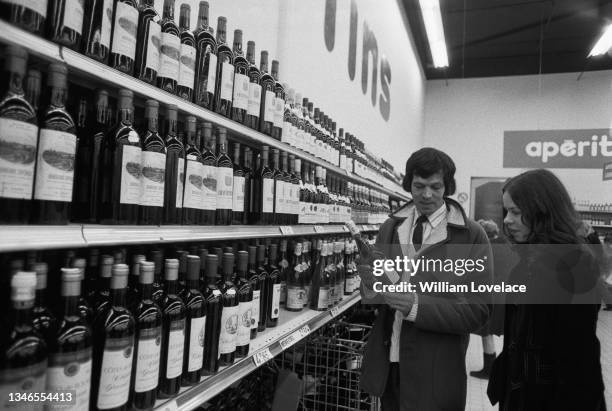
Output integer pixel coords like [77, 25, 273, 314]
[256, 245, 269, 333]
[139, 100, 166, 225]
[149, 249, 165, 305]
[231, 142, 245, 225]
[0, 46, 38, 224]
[201, 122, 217, 225]
[281, 151, 292, 224]
[31, 263, 58, 345]
[92, 254, 113, 315]
[270, 60, 285, 141]
[250, 146, 274, 224]
[215, 128, 233, 225]
[129, 261, 162, 410]
[289, 155, 300, 224]
[310, 241, 330, 311]
[32, 63, 77, 224]
[84, 249, 100, 301]
[134, 0, 160, 85]
[99, 89, 142, 224]
[245, 41, 261, 129]
[234, 251, 252, 358]
[182, 120, 203, 225]
[157, 0, 180, 94]
[334, 241, 345, 303]
[47, 0, 85, 49]
[177, 4, 196, 101]
[0, 0, 46, 34]
[231, 30, 249, 123]
[214, 17, 234, 117]
[193, 1, 217, 110]
[265, 244, 281, 328]
[278, 239, 290, 306]
[71, 258, 95, 323]
[271, 149, 284, 224]
[158, 259, 186, 398]
[242, 148, 253, 225]
[81, 0, 113, 63]
[0, 272, 48, 406]
[202, 254, 222, 375]
[128, 254, 145, 303]
[327, 241, 338, 307]
[258, 51, 275, 136]
[109, 0, 139, 75]
[177, 250, 188, 294]
[180, 255, 206, 386]
[286, 241, 304, 312]
[163, 106, 185, 224]
[246, 246, 260, 339]
[218, 253, 238, 366]
[47, 268, 93, 411]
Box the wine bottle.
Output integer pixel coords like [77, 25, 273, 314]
[92, 255, 113, 314]
[242, 148, 253, 225]
[0, 0, 46, 34]
[250, 146, 274, 224]
[157, 0, 180, 94]
[200, 122, 217, 225]
[246, 246, 261, 339]
[99, 89, 142, 225]
[31, 262, 58, 345]
[328, 241, 339, 307]
[81, 0, 113, 62]
[245, 41, 261, 129]
[286, 241, 304, 312]
[46, 268, 93, 411]
[344, 240, 355, 295]
[215, 127, 233, 225]
[128, 254, 146, 303]
[281, 88, 294, 147]
[270, 60, 285, 141]
[0, 272, 48, 408]
[218, 253, 238, 367]
[271, 149, 284, 224]
[281, 151, 292, 224]
[149, 249, 165, 305]
[0, 46, 38, 224]
[193, 1, 217, 110]
[345, 220, 385, 266]
[162, 106, 185, 224]
[158, 259, 186, 398]
[310, 240, 330, 311]
[182, 120, 204, 225]
[278, 239, 289, 306]
[289, 155, 300, 225]
[234, 251, 252, 358]
[129, 261, 162, 410]
[84, 249, 100, 301]
[229, 30, 249, 123]
[109, 0, 139, 75]
[47, 0, 85, 49]
[258, 51, 275, 136]
[302, 240, 312, 306]
[202, 254, 222, 375]
[177, 4, 196, 101]
[256, 245, 269, 333]
[265, 244, 281, 328]
[214, 16, 234, 117]
[138, 100, 166, 225]
[134, 0, 160, 84]
[70, 258, 95, 323]
[180, 255, 206, 386]
[231, 142, 245, 225]
[32, 63, 77, 224]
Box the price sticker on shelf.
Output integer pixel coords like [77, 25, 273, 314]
[279, 325, 311, 351]
[330, 306, 341, 318]
[279, 226, 294, 235]
[160, 400, 178, 411]
[314, 225, 324, 233]
[252, 348, 274, 367]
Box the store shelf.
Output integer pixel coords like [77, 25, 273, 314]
[0, 21, 408, 202]
[0, 225, 86, 252]
[593, 224, 612, 230]
[577, 209, 612, 214]
[154, 292, 362, 411]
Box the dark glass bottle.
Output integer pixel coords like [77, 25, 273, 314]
[271, 149, 284, 224]
[128, 254, 146, 303]
[231, 143, 245, 225]
[0, 0, 46, 34]
[214, 17, 234, 117]
[177, 4, 196, 101]
[258, 51, 275, 136]
[256, 245, 269, 333]
[47, 268, 93, 411]
[182, 120, 203, 225]
[31, 263, 58, 345]
[91, 264, 135, 411]
[270, 60, 285, 141]
[149, 249, 165, 305]
[99, 89, 142, 224]
[230, 30, 249, 123]
[202, 254, 222, 375]
[85, 249, 100, 301]
[234, 251, 252, 358]
[157, 0, 180, 94]
[129, 261, 162, 410]
[0, 46, 38, 224]
[250, 146, 274, 224]
[289, 155, 300, 224]
[176, 250, 188, 296]
[218, 253, 238, 367]
[265, 244, 281, 328]
[334, 241, 345, 304]
[47, 0, 84, 49]
[310, 241, 330, 311]
[242, 148, 253, 225]
[81, 0, 113, 63]
[247, 246, 261, 339]
[0, 272, 48, 404]
[33, 63, 77, 224]
[278, 239, 290, 306]
[92, 255, 113, 315]
[70, 258, 95, 323]
[134, 0, 160, 85]
[163, 105, 185, 225]
[180, 255, 206, 385]
[139, 99, 166, 225]
[215, 128, 233, 225]
[193, 1, 217, 110]
[302, 240, 313, 306]
[201, 122, 217, 225]
[286, 241, 304, 312]
[109, 0, 139, 75]
[281, 151, 292, 224]
[245, 41, 261, 129]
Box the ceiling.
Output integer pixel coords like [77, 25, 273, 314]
[402, 0, 612, 79]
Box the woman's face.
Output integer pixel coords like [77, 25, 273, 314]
[502, 191, 531, 243]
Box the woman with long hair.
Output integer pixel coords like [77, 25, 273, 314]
[487, 169, 605, 411]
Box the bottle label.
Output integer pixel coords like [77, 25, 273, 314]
[97, 337, 134, 409]
[134, 326, 161, 393]
[166, 319, 186, 379]
[100, 0, 113, 49]
[237, 300, 252, 346]
[201, 164, 217, 211]
[176, 157, 184, 208]
[179, 43, 196, 89]
[271, 283, 281, 319]
[287, 286, 303, 310]
[0, 119, 37, 200]
[274, 180, 285, 214]
[262, 178, 274, 213]
[273, 98, 284, 128]
[182, 159, 203, 209]
[33, 129, 77, 202]
[111, 2, 138, 59]
[317, 288, 329, 309]
[139, 151, 165, 207]
[219, 304, 238, 354]
[250, 290, 260, 330]
[159, 32, 180, 80]
[63, 0, 84, 34]
[220, 62, 235, 101]
[216, 167, 233, 210]
[187, 315, 206, 372]
[247, 83, 262, 116]
[120, 145, 142, 205]
[145, 21, 161, 72]
[206, 54, 218, 94]
[0, 360, 47, 410]
[4, 0, 48, 17]
[264, 91, 276, 122]
[232, 175, 245, 212]
[232, 74, 249, 110]
[46, 349, 92, 411]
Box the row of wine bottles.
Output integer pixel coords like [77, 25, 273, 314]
[0, 0, 396, 181]
[0, 232, 369, 410]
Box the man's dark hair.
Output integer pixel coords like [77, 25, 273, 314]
[402, 147, 456, 196]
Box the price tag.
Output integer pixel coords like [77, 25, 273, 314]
[314, 225, 324, 233]
[279, 325, 311, 351]
[330, 306, 341, 318]
[279, 226, 294, 235]
[341, 225, 349, 232]
[252, 348, 274, 367]
[160, 400, 178, 411]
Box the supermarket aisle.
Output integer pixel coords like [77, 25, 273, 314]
[465, 309, 612, 411]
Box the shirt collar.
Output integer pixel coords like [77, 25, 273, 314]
[415, 202, 447, 228]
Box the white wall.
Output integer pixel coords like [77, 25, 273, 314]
[423, 70, 612, 216]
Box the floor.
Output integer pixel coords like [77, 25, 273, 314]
[465, 308, 612, 411]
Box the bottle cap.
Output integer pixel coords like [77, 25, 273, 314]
[280, 239, 287, 252]
[139, 261, 155, 284]
[72, 258, 86, 280]
[61, 268, 82, 296]
[257, 244, 266, 262]
[150, 250, 163, 275]
[223, 252, 234, 274]
[233, 29, 243, 45]
[100, 255, 114, 278]
[205, 255, 218, 278]
[248, 246, 257, 264]
[164, 259, 179, 281]
[47, 63, 68, 88]
[237, 251, 248, 272]
[32, 262, 48, 290]
[186, 116, 196, 134]
[198, 248, 209, 265]
[118, 89, 133, 110]
[177, 251, 188, 273]
[110, 264, 129, 289]
[11, 271, 37, 302]
[187, 255, 201, 281]
[269, 243, 278, 261]
[218, 127, 227, 143]
[5, 45, 27, 74]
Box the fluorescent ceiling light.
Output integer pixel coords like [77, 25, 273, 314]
[588, 23, 612, 57]
[419, 0, 449, 68]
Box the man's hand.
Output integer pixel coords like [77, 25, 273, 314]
[381, 291, 416, 315]
[357, 264, 378, 290]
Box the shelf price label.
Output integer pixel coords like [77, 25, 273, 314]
[160, 400, 178, 411]
[279, 226, 294, 235]
[313, 225, 324, 233]
[330, 306, 341, 318]
[252, 348, 274, 367]
[279, 325, 311, 351]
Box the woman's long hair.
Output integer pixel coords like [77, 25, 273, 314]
[502, 169, 582, 244]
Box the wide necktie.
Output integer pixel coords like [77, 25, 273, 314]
[412, 215, 429, 251]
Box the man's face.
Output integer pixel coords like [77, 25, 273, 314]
[411, 172, 445, 216]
